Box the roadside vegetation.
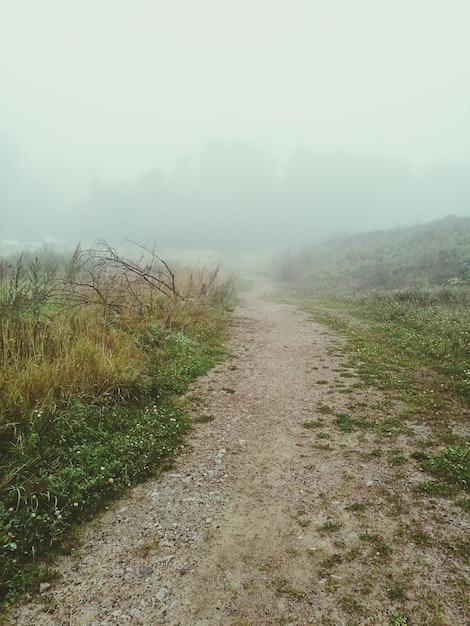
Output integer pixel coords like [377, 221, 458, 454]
[0, 241, 235, 607]
[308, 288, 470, 492]
[273, 216, 470, 622]
[274, 215, 470, 494]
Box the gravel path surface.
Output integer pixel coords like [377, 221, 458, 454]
[7, 282, 469, 625]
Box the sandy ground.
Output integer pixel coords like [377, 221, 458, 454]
[6, 281, 469, 625]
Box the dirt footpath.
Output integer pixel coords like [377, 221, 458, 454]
[7, 282, 469, 625]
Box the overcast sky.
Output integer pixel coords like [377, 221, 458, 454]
[1, 0, 469, 179]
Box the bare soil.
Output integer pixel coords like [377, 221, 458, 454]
[7, 281, 469, 625]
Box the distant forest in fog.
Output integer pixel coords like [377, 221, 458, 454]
[2, 135, 470, 254]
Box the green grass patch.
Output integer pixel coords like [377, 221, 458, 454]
[456, 497, 470, 511]
[419, 445, 470, 493]
[335, 413, 373, 432]
[346, 501, 369, 513]
[387, 582, 408, 601]
[317, 404, 334, 414]
[317, 520, 342, 533]
[340, 593, 366, 615]
[446, 536, 470, 563]
[389, 453, 407, 466]
[390, 613, 408, 626]
[302, 419, 323, 429]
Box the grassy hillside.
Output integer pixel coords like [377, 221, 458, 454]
[273, 215, 470, 403]
[275, 215, 470, 292]
[0, 242, 235, 606]
[274, 216, 470, 535]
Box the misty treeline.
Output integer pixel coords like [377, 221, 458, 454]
[2, 134, 470, 252]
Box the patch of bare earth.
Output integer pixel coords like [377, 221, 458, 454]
[6, 282, 469, 625]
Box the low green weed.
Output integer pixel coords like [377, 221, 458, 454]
[455, 497, 470, 511]
[340, 593, 366, 614]
[345, 501, 369, 513]
[317, 404, 334, 414]
[359, 532, 392, 559]
[446, 536, 470, 562]
[387, 582, 408, 601]
[302, 419, 323, 429]
[317, 520, 342, 533]
[389, 453, 407, 466]
[335, 413, 373, 432]
[408, 527, 434, 545]
[419, 445, 470, 493]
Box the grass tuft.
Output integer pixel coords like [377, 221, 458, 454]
[420, 445, 470, 492]
[335, 413, 373, 433]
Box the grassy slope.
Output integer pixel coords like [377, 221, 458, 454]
[274, 215, 470, 502]
[273, 217, 470, 623]
[276, 215, 470, 291]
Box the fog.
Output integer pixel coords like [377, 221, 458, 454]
[1, 1, 470, 257]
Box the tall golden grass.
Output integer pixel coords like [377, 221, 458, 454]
[0, 243, 235, 437]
